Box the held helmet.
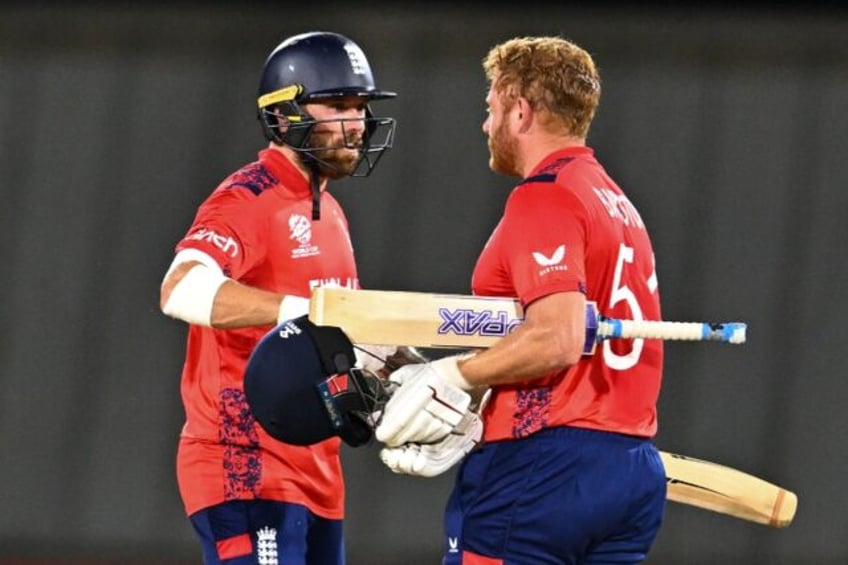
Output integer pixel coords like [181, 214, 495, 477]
[244, 315, 391, 447]
[257, 31, 396, 178]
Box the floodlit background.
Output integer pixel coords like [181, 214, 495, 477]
[1, 2, 846, 563]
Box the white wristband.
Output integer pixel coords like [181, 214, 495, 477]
[162, 264, 228, 326]
[278, 295, 310, 325]
[430, 355, 473, 391]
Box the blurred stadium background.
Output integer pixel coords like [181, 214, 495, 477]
[1, 2, 846, 563]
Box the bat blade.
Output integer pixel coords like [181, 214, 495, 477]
[661, 451, 797, 528]
[309, 287, 523, 348]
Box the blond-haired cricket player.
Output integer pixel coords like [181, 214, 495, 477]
[378, 35, 667, 564]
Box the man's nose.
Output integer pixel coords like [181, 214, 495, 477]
[347, 113, 366, 132]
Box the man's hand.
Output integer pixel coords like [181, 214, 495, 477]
[354, 344, 397, 375]
[379, 410, 483, 477]
[354, 345, 428, 378]
[383, 346, 429, 374]
[374, 356, 473, 447]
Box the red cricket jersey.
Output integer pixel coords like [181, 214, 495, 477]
[173, 149, 358, 518]
[472, 146, 663, 442]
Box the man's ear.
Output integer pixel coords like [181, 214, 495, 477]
[515, 97, 533, 133]
[273, 108, 291, 133]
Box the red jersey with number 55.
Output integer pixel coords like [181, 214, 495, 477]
[472, 146, 663, 442]
[172, 149, 358, 518]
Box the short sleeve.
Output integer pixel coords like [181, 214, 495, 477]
[175, 187, 267, 279]
[500, 182, 588, 306]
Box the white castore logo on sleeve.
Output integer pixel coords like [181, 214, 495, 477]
[532, 245, 565, 266]
[533, 244, 568, 276]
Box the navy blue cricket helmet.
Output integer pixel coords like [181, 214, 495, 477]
[244, 315, 389, 447]
[256, 31, 396, 176]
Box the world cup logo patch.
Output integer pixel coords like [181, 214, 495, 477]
[288, 213, 320, 258]
[289, 214, 311, 245]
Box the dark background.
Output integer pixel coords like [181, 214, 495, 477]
[1, 3, 846, 564]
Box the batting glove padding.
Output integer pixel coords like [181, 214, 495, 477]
[374, 357, 473, 447]
[379, 410, 483, 477]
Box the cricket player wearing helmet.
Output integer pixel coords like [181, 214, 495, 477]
[377, 36, 667, 563]
[159, 31, 398, 564]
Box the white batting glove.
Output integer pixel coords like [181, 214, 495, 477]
[375, 356, 473, 447]
[379, 409, 483, 477]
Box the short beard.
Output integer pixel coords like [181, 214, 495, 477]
[488, 119, 520, 177]
[305, 131, 362, 179]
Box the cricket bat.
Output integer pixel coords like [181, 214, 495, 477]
[308, 287, 746, 351]
[309, 288, 796, 528]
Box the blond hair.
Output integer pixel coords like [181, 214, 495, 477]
[483, 36, 601, 138]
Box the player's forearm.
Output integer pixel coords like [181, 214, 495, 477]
[161, 257, 294, 330]
[457, 292, 586, 387]
[457, 323, 577, 386]
[210, 280, 283, 329]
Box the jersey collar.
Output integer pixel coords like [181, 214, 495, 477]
[529, 146, 595, 177]
[258, 148, 312, 198]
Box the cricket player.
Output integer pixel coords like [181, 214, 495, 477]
[377, 36, 667, 563]
[159, 32, 397, 564]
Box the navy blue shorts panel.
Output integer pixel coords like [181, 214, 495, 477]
[443, 426, 666, 565]
[189, 499, 344, 565]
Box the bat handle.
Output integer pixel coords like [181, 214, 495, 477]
[598, 319, 747, 343]
[581, 302, 747, 354]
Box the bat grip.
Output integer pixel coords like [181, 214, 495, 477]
[597, 319, 747, 343]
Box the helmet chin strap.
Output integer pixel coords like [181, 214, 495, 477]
[308, 160, 322, 220]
